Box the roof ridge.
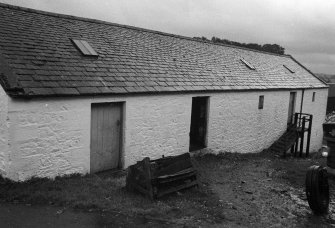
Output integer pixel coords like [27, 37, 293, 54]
[0, 2, 291, 58]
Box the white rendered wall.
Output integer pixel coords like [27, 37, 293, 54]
[208, 90, 290, 153]
[7, 97, 91, 181]
[300, 89, 328, 152]
[207, 88, 327, 154]
[6, 95, 191, 180]
[4, 88, 328, 181]
[0, 86, 8, 176]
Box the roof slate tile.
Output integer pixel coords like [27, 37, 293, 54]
[52, 87, 80, 95]
[76, 87, 100, 94]
[0, 3, 327, 97]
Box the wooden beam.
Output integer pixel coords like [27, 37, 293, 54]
[306, 115, 313, 157]
[299, 117, 306, 157]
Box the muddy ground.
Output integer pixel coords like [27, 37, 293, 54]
[193, 152, 335, 227]
[1, 151, 335, 227]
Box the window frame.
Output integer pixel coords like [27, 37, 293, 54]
[283, 65, 295, 73]
[71, 39, 98, 56]
[240, 58, 256, 70]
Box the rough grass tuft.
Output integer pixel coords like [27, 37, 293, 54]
[0, 169, 219, 224]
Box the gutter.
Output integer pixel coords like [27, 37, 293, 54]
[7, 86, 328, 99]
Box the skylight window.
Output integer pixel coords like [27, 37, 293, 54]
[283, 65, 295, 73]
[71, 39, 98, 56]
[240, 58, 255, 70]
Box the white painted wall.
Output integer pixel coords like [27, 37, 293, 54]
[6, 95, 192, 180]
[263, 88, 327, 153]
[0, 86, 8, 176]
[300, 89, 328, 152]
[208, 91, 290, 153]
[7, 98, 91, 180]
[3, 88, 328, 181]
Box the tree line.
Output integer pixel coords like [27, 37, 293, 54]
[193, 36, 285, 55]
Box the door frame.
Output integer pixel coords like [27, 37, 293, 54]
[287, 92, 296, 125]
[89, 101, 125, 172]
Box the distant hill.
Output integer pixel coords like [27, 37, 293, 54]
[315, 73, 335, 83]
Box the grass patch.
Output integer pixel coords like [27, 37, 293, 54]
[0, 151, 330, 226]
[0, 166, 223, 225]
[1, 172, 149, 210]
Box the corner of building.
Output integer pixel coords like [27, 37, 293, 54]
[0, 85, 9, 178]
[302, 88, 328, 152]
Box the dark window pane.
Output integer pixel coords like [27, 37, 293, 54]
[258, 95, 264, 109]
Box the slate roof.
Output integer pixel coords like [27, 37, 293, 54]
[0, 3, 327, 97]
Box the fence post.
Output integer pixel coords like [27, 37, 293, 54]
[299, 117, 306, 157]
[291, 113, 299, 154]
[306, 115, 313, 157]
[294, 113, 300, 157]
[294, 113, 298, 127]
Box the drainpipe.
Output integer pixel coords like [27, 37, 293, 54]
[300, 89, 305, 114]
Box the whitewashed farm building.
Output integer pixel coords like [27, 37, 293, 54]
[0, 3, 328, 181]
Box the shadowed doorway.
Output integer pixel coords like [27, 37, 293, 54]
[189, 97, 209, 151]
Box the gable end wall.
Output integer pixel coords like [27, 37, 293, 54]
[300, 89, 328, 152]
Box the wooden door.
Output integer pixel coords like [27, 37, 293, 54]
[287, 92, 296, 125]
[90, 103, 122, 173]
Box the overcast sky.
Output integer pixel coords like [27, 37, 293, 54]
[1, 0, 334, 74]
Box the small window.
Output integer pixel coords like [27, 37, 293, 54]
[258, 95, 264, 109]
[240, 58, 255, 70]
[312, 92, 316, 102]
[71, 39, 98, 56]
[283, 65, 295, 73]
